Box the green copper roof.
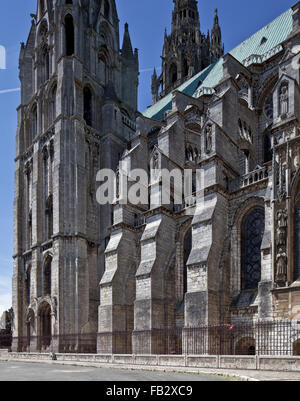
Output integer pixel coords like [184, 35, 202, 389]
[143, 7, 293, 121]
[143, 63, 216, 121]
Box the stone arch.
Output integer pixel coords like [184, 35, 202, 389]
[235, 337, 256, 355]
[98, 20, 115, 50]
[257, 73, 278, 110]
[231, 197, 265, 296]
[37, 301, 52, 351]
[98, 45, 112, 85]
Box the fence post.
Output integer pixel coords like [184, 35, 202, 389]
[256, 354, 260, 370]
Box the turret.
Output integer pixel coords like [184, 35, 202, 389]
[154, 0, 223, 100]
[210, 9, 224, 61]
[121, 23, 139, 112]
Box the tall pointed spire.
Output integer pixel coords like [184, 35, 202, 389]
[122, 23, 134, 59]
[210, 9, 224, 61]
[152, 0, 214, 101]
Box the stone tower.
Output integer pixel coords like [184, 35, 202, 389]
[210, 9, 223, 60]
[151, 0, 223, 104]
[12, 0, 138, 352]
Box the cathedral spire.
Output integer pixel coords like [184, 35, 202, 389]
[151, 0, 216, 103]
[210, 8, 224, 61]
[122, 23, 134, 59]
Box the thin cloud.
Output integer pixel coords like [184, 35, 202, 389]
[0, 88, 20, 95]
[140, 67, 161, 73]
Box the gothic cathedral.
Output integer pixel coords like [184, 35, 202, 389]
[12, 0, 300, 356]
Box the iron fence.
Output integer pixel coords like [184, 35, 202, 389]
[9, 321, 300, 356]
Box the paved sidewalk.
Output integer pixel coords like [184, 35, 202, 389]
[1, 357, 300, 381]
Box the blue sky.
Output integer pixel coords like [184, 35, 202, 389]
[0, 0, 296, 315]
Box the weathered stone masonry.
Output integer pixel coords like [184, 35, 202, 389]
[12, 0, 300, 356]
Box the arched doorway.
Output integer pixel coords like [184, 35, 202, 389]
[293, 339, 300, 356]
[38, 302, 52, 351]
[235, 337, 256, 355]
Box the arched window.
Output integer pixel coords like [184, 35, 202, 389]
[43, 256, 52, 296]
[183, 59, 189, 78]
[241, 208, 265, 290]
[169, 63, 178, 86]
[49, 84, 57, 125]
[98, 45, 110, 85]
[83, 86, 93, 127]
[264, 132, 272, 163]
[104, 0, 110, 19]
[25, 266, 31, 306]
[30, 104, 38, 143]
[65, 14, 74, 56]
[27, 209, 32, 249]
[45, 194, 53, 240]
[42, 45, 50, 82]
[183, 228, 192, 295]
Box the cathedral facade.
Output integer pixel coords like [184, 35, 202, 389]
[12, 0, 300, 356]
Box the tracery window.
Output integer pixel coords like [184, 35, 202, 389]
[242, 208, 265, 289]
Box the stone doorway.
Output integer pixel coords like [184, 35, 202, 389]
[38, 302, 52, 351]
[235, 337, 256, 355]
